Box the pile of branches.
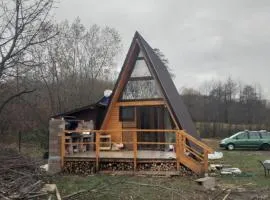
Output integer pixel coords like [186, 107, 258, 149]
[0, 147, 47, 199]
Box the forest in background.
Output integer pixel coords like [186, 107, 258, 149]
[1, 0, 270, 148]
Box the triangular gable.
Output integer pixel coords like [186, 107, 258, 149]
[101, 32, 199, 139]
[120, 50, 163, 100]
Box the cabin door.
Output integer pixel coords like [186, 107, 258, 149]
[137, 106, 165, 150]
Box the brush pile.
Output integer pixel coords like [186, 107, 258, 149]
[0, 147, 46, 199]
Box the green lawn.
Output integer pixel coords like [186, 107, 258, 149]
[53, 142, 270, 199]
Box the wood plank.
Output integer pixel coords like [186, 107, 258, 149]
[96, 133, 100, 170]
[116, 100, 165, 106]
[60, 133, 65, 167]
[133, 131, 137, 171]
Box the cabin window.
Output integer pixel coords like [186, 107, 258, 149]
[121, 79, 162, 100]
[119, 106, 135, 121]
[130, 59, 151, 78]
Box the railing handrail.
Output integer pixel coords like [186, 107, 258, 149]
[179, 130, 214, 153]
[64, 129, 178, 133]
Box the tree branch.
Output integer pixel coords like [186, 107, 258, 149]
[0, 88, 36, 114]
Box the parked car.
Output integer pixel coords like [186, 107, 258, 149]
[220, 130, 270, 150]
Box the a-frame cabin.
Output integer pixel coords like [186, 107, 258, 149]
[54, 32, 213, 175]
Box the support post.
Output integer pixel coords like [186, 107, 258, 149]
[176, 131, 181, 170]
[60, 133, 65, 168]
[133, 131, 137, 171]
[96, 132, 100, 171]
[203, 149, 208, 174]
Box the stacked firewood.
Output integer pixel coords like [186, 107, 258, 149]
[100, 162, 134, 171]
[63, 160, 96, 175]
[0, 147, 46, 199]
[137, 162, 177, 171]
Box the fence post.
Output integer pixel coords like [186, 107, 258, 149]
[95, 132, 100, 171]
[133, 131, 137, 171]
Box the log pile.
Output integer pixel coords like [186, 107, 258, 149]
[137, 162, 177, 171]
[0, 147, 47, 199]
[100, 162, 134, 171]
[63, 160, 96, 175]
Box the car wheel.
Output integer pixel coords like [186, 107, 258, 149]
[261, 143, 270, 151]
[227, 143, 235, 150]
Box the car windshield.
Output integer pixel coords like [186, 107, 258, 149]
[229, 132, 243, 138]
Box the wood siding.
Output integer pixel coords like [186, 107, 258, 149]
[103, 102, 122, 142]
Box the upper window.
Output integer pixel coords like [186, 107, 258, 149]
[121, 79, 162, 100]
[130, 59, 152, 78]
[119, 106, 135, 121]
[119, 50, 163, 101]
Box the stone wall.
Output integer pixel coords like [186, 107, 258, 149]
[48, 119, 65, 174]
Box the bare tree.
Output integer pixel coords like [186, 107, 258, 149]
[35, 18, 122, 113]
[0, 0, 57, 114]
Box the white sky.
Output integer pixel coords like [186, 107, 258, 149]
[54, 0, 270, 99]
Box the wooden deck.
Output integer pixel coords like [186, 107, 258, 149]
[60, 129, 214, 174]
[65, 150, 176, 160]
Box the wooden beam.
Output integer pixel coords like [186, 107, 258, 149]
[133, 131, 137, 171]
[203, 149, 208, 174]
[95, 132, 100, 170]
[116, 100, 165, 107]
[60, 133, 65, 168]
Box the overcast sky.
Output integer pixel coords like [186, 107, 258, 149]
[54, 0, 270, 98]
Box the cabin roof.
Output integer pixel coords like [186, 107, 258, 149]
[52, 96, 109, 118]
[104, 31, 198, 139]
[135, 32, 198, 139]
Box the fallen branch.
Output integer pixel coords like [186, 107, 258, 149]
[222, 189, 231, 200]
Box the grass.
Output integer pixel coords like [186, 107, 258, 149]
[204, 138, 270, 187]
[214, 150, 270, 187]
[54, 175, 208, 200]
[52, 140, 270, 199]
[3, 138, 269, 199]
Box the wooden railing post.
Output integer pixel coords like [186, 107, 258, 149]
[176, 131, 180, 170]
[203, 149, 208, 174]
[96, 132, 100, 171]
[133, 131, 137, 171]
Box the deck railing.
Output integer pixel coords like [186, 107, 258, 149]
[59, 129, 213, 174]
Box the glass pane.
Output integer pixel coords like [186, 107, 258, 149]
[237, 132, 248, 139]
[261, 132, 270, 138]
[138, 50, 144, 58]
[249, 132, 261, 139]
[121, 79, 162, 100]
[119, 106, 135, 121]
[130, 59, 152, 77]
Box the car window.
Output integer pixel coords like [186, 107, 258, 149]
[261, 131, 270, 138]
[237, 132, 248, 139]
[249, 131, 261, 139]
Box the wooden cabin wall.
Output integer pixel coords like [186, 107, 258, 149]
[103, 103, 122, 142]
[103, 100, 167, 143]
